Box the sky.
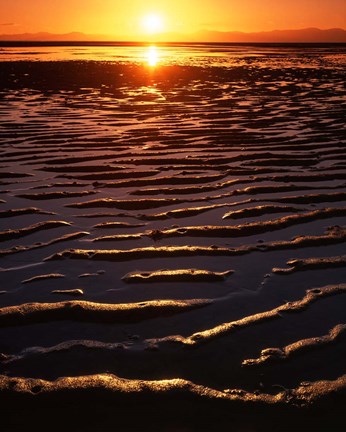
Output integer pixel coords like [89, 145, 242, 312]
[1, 0, 345, 38]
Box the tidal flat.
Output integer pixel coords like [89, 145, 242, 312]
[0, 43, 345, 431]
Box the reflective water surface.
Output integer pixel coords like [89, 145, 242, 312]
[1, 41, 346, 431]
[1, 43, 345, 69]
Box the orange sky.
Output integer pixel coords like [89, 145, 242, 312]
[1, 0, 345, 38]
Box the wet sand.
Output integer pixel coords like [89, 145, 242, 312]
[0, 45, 345, 431]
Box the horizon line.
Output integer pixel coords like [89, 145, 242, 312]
[2, 40, 346, 45]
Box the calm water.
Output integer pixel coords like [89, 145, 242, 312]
[1, 42, 346, 69]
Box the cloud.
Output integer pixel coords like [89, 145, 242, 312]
[0, 23, 16, 26]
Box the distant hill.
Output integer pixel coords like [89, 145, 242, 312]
[0, 32, 111, 42]
[190, 28, 346, 43]
[0, 28, 345, 43]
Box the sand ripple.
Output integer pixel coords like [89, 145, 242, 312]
[0, 53, 345, 429]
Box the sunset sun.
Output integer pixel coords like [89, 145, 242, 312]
[141, 14, 164, 34]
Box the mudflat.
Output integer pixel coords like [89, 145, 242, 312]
[0, 44, 345, 431]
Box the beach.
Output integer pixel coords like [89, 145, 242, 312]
[0, 43, 345, 431]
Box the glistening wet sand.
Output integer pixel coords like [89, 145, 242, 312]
[0, 44, 345, 431]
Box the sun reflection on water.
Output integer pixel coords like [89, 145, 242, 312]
[146, 45, 160, 67]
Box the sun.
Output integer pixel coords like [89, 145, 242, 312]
[141, 14, 164, 34]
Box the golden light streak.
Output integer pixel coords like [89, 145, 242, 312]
[146, 45, 159, 67]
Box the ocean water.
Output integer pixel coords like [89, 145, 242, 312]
[0, 42, 346, 68]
